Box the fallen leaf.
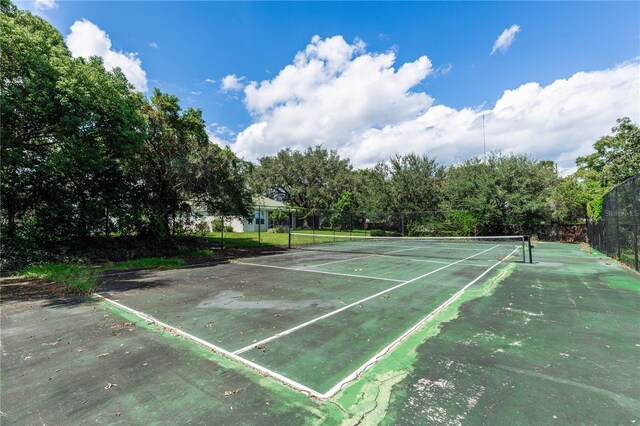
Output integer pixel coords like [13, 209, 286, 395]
[224, 388, 243, 396]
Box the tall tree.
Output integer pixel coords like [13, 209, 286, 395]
[1, 4, 145, 241]
[576, 117, 640, 188]
[136, 89, 209, 237]
[445, 154, 557, 234]
[386, 154, 446, 212]
[251, 146, 353, 210]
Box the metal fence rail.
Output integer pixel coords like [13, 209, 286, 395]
[587, 174, 639, 271]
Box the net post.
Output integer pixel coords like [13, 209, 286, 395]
[288, 227, 291, 249]
[221, 216, 224, 249]
[258, 205, 261, 248]
[521, 235, 525, 263]
[528, 236, 533, 263]
[312, 210, 316, 244]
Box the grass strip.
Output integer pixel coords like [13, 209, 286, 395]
[21, 257, 186, 294]
[107, 257, 185, 270]
[21, 263, 97, 294]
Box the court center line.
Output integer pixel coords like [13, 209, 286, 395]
[233, 262, 405, 283]
[232, 244, 501, 355]
[95, 293, 326, 399]
[321, 245, 521, 398]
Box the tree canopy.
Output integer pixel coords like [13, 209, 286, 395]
[1, 4, 252, 246]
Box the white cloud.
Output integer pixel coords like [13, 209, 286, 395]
[65, 19, 148, 92]
[205, 78, 216, 84]
[220, 74, 246, 92]
[34, 0, 57, 10]
[230, 35, 639, 170]
[491, 24, 521, 55]
[149, 42, 159, 49]
[234, 35, 432, 159]
[346, 61, 640, 168]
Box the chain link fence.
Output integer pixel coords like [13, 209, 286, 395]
[587, 174, 639, 271]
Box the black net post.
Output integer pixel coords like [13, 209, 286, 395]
[258, 205, 261, 248]
[401, 212, 405, 236]
[221, 216, 224, 249]
[288, 227, 292, 249]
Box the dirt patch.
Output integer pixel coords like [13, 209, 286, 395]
[0, 278, 69, 301]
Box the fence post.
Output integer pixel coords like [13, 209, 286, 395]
[615, 189, 621, 259]
[632, 176, 639, 271]
[401, 212, 405, 236]
[258, 205, 261, 248]
[221, 216, 224, 249]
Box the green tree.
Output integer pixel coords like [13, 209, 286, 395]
[185, 145, 253, 220]
[445, 154, 557, 234]
[328, 190, 354, 229]
[136, 89, 209, 237]
[1, 4, 145, 241]
[251, 146, 353, 210]
[386, 154, 446, 212]
[576, 117, 640, 188]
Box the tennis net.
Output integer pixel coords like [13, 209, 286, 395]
[288, 232, 531, 262]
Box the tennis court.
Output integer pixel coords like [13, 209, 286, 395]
[96, 233, 530, 398]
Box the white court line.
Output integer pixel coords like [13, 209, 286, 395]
[234, 262, 405, 283]
[94, 293, 325, 399]
[232, 244, 501, 355]
[321, 245, 521, 398]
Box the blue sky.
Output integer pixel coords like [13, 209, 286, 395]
[19, 1, 640, 171]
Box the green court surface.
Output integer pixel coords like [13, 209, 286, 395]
[95, 238, 524, 397]
[1, 242, 638, 424]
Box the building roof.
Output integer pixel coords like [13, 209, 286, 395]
[252, 196, 294, 210]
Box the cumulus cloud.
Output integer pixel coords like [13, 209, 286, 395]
[230, 36, 639, 170]
[234, 35, 433, 158]
[220, 74, 246, 92]
[66, 19, 148, 92]
[34, 0, 57, 10]
[491, 24, 521, 55]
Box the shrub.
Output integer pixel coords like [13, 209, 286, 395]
[211, 219, 223, 232]
[224, 225, 234, 233]
[369, 229, 386, 236]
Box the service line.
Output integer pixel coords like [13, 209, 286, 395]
[232, 244, 500, 355]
